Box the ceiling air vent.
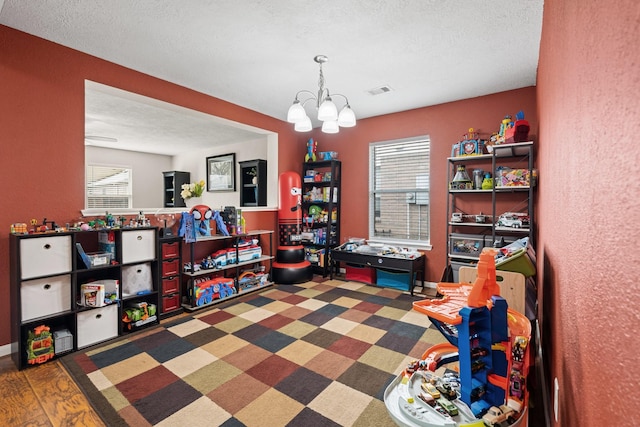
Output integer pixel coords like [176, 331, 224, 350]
[368, 85, 393, 96]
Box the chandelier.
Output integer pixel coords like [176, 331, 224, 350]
[287, 55, 356, 134]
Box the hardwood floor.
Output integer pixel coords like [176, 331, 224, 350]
[0, 356, 104, 427]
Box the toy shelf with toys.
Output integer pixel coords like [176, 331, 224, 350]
[180, 229, 274, 311]
[447, 135, 536, 283]
[384, 249, 532, 427]
[10, 227, 160, 370]
[301, 159, 341, 277]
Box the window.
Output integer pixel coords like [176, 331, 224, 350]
[86, 165, 132, 209]
[369, 136, 430, 246]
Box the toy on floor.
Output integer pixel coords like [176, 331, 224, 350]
[384, 248, 531, 426]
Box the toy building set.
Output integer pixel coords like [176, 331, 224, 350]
[384, 248, 531, 426]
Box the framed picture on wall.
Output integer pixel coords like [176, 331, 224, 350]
[206, 153, 236, 192]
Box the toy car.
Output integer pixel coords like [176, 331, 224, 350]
[471, 359, 486, 373]
[418, 392, 436, 407]
[437, 397, 459, 416]
[421, 379, 441, 399]
[496, 212, 530, 228]
[471, 347, 489, 358]
[424, 351, 442, 371]
[482, 405, 515, 426]
[436, 383, 458, 400]
[509, 371, 525, 399]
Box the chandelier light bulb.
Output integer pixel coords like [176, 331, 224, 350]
[337, 105, 356, 127]
[321, 120, 339, 134]
[294, 115, 312, 132]
[287, 100, 306, 123]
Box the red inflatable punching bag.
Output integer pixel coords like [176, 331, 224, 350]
[278, 171, 302, 246]
[273, 171, 312, 284]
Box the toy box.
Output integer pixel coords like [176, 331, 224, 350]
[495, 168, 531, 187]
[98, 231, 116, 259]
[88, 252, 112, 267]
[345, 264, 376, 284]
[53, 329, 73, 355]
[376, 269, 416, 291]
[495, 238, 536, 277]
[79, 280, 119, 307]
[238, 245, 262, 262]
[305, 247, 325, 267]
[449, 233, 489, 259]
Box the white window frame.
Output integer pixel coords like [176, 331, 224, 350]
[368, 135, 431, 249]
[86, 164, 133, 210]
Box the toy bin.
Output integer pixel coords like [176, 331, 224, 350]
[450, 259, 477, 282]
[345, 264, 376, 284]
[376, 269, 416, 291]
[496, 246, 536, 277]
[87, 252, 112, 268]
[53, 329, 73, 355]
[448, 233, 488, 259]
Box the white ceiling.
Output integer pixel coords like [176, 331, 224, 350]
[0, 0, 544, 155]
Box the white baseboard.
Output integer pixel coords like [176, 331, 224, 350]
[0, 342, 12, 358]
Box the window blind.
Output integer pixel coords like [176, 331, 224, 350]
[86, 165, 132, 209]
[369, 136, 430, 244]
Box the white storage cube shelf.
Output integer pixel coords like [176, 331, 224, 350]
[21, 274, 71, 321]
[20, 235, 72, 279]
[76, 304, 118, 348]
[11, 228, 161, 370]
[121, 229, 156, 264]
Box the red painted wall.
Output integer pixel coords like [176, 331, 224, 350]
[0, 25, 302, 347]
[310, 88, 537, 282]
[536, 1, 640, 425]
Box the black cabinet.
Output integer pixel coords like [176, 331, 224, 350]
[239, 160, 267, 207]
[301, 160, 341, 276]
[163, 171, 190, 208]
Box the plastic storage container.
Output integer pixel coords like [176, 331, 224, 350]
[495, 237, 536, 277]
[345, 264, 376, 284]
[376, 269, 416, 291]
[449, 233, 488, 259]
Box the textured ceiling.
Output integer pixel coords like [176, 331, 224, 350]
[0, 0, 544, 154]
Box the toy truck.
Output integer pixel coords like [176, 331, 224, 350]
[482, 404, 515, 426]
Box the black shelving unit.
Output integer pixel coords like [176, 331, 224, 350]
[239, 159, 267, 207]
[301, 160, 341, 277]
[446, 142, 535, 279]
[163, 171, 190, 208]
[10, 228, 160, 370]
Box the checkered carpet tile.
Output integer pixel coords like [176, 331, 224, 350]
[62, 279, 445, 426]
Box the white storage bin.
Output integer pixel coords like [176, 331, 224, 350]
[20, 235, 72, 279]
[121, 229, 156, 264]
[121, 263, 153, 297]
[20, 274, 71, 321]
[77, 304, 118, 348]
